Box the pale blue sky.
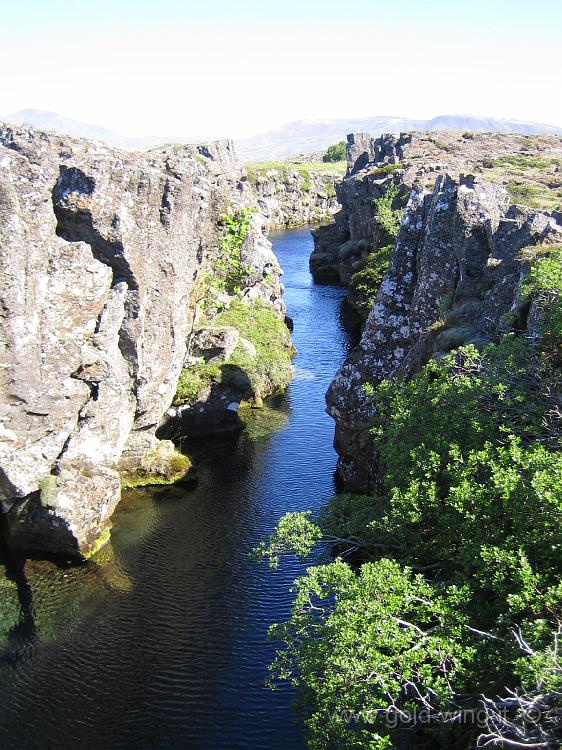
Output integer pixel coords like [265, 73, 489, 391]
[2, 0, 561, 137]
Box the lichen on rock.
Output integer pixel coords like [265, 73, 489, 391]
[0, 123, 287, 557]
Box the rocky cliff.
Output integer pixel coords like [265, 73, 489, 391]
[245, 163, 341, 229]
[327, 169, 562, 489]
[310, 130, 562, 288]
[0, 124, 285, 556]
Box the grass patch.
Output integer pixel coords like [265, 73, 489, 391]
[215, 300, 294, 399]
[173, 361, 222, 406]
[368, 162, 403, 178]
[244, 160, 346, 184]
[174, 301, 294, 407]
[491, 154, 556, 170]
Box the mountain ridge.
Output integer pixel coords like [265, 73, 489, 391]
[4, 108, 562, 161]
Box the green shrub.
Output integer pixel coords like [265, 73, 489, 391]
[323, 140, 346, 163]
[349, 244, 393, 316]
[373, 182, 403, 237]
[257, 329, 562, 749]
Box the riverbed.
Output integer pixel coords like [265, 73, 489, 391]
[0, 227, 354, 750]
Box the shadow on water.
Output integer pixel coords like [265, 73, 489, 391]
[0, 225, 355, 750]
[0, 546, 37, 654]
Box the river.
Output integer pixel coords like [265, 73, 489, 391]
[0, 227, 355, 750]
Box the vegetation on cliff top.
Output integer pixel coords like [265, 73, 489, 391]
[323, 141, 346, 163]
[256, 248, 562, 749]
[244, 160, 346, 186]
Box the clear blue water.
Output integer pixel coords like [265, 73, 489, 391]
[0, 227, 354, 750]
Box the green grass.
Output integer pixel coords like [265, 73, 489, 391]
[244, 160, 346, 184]
[173, 301, 294, 406]
[173, 361, 222, 406]
[214, 300, 294, 399]
[368, 162, 403, 178]
[490, 154, 556, 170]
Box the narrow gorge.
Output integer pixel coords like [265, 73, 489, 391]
[1, 122, 561, 750]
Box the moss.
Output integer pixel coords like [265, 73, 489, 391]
[214, 300, 294, 399]
[120, 441, 193, 488]
[173, 361, 222, 406]
[83, 527, 112, 559]
[38, 474, 59, 508]
[174, 300, 294, 407]
[369, 162, 402, 178]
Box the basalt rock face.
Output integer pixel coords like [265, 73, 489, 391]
[327, 173, 562, 490]
[310, 130, 562, 286]
[248, 167, 340, 229]
[0, 124, 284, 556]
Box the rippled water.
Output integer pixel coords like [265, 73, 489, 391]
[0, 227, 355, 750]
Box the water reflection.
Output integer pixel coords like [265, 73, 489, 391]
[0, 226, 355, 750]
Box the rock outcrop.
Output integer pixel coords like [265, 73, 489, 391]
[246, 165, 340, 229]
[327, 170, 562, 490]
[0, 124, 285, 556]
[310, 130, 562, 285]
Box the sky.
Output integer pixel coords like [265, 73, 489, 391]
[1, 0, 561, 139]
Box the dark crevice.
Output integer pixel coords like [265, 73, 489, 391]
[51, 166, 138, 291]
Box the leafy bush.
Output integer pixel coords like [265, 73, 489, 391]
[258, 329, 562, 748]
[349, 245, 393, 317]
[323, 141, 347, 163]
[373, 182, 403, 238]
[215, 207, 255, 296]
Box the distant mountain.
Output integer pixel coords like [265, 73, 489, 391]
[2, 109, 561, 161]
[3, 109, 210, 151]
[236, 115, 562, 161]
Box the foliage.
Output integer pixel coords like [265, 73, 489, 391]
[173, 360, 222, 405]
[252, 512, 323, 568]
[258, 324, 562, 748]
[174, 301, 294, 406]
[369, 163, 402, 178]
[520, 244, 562, 354]
[215, 208, 255, 296]
[349, 245, 393, 317]
[323, 141, 347, 163]
[373, 183, 403, 238]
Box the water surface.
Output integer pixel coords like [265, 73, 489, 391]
[0, 227, 354, 750]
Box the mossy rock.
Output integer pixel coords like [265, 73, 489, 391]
[120, 440, 195, 489]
